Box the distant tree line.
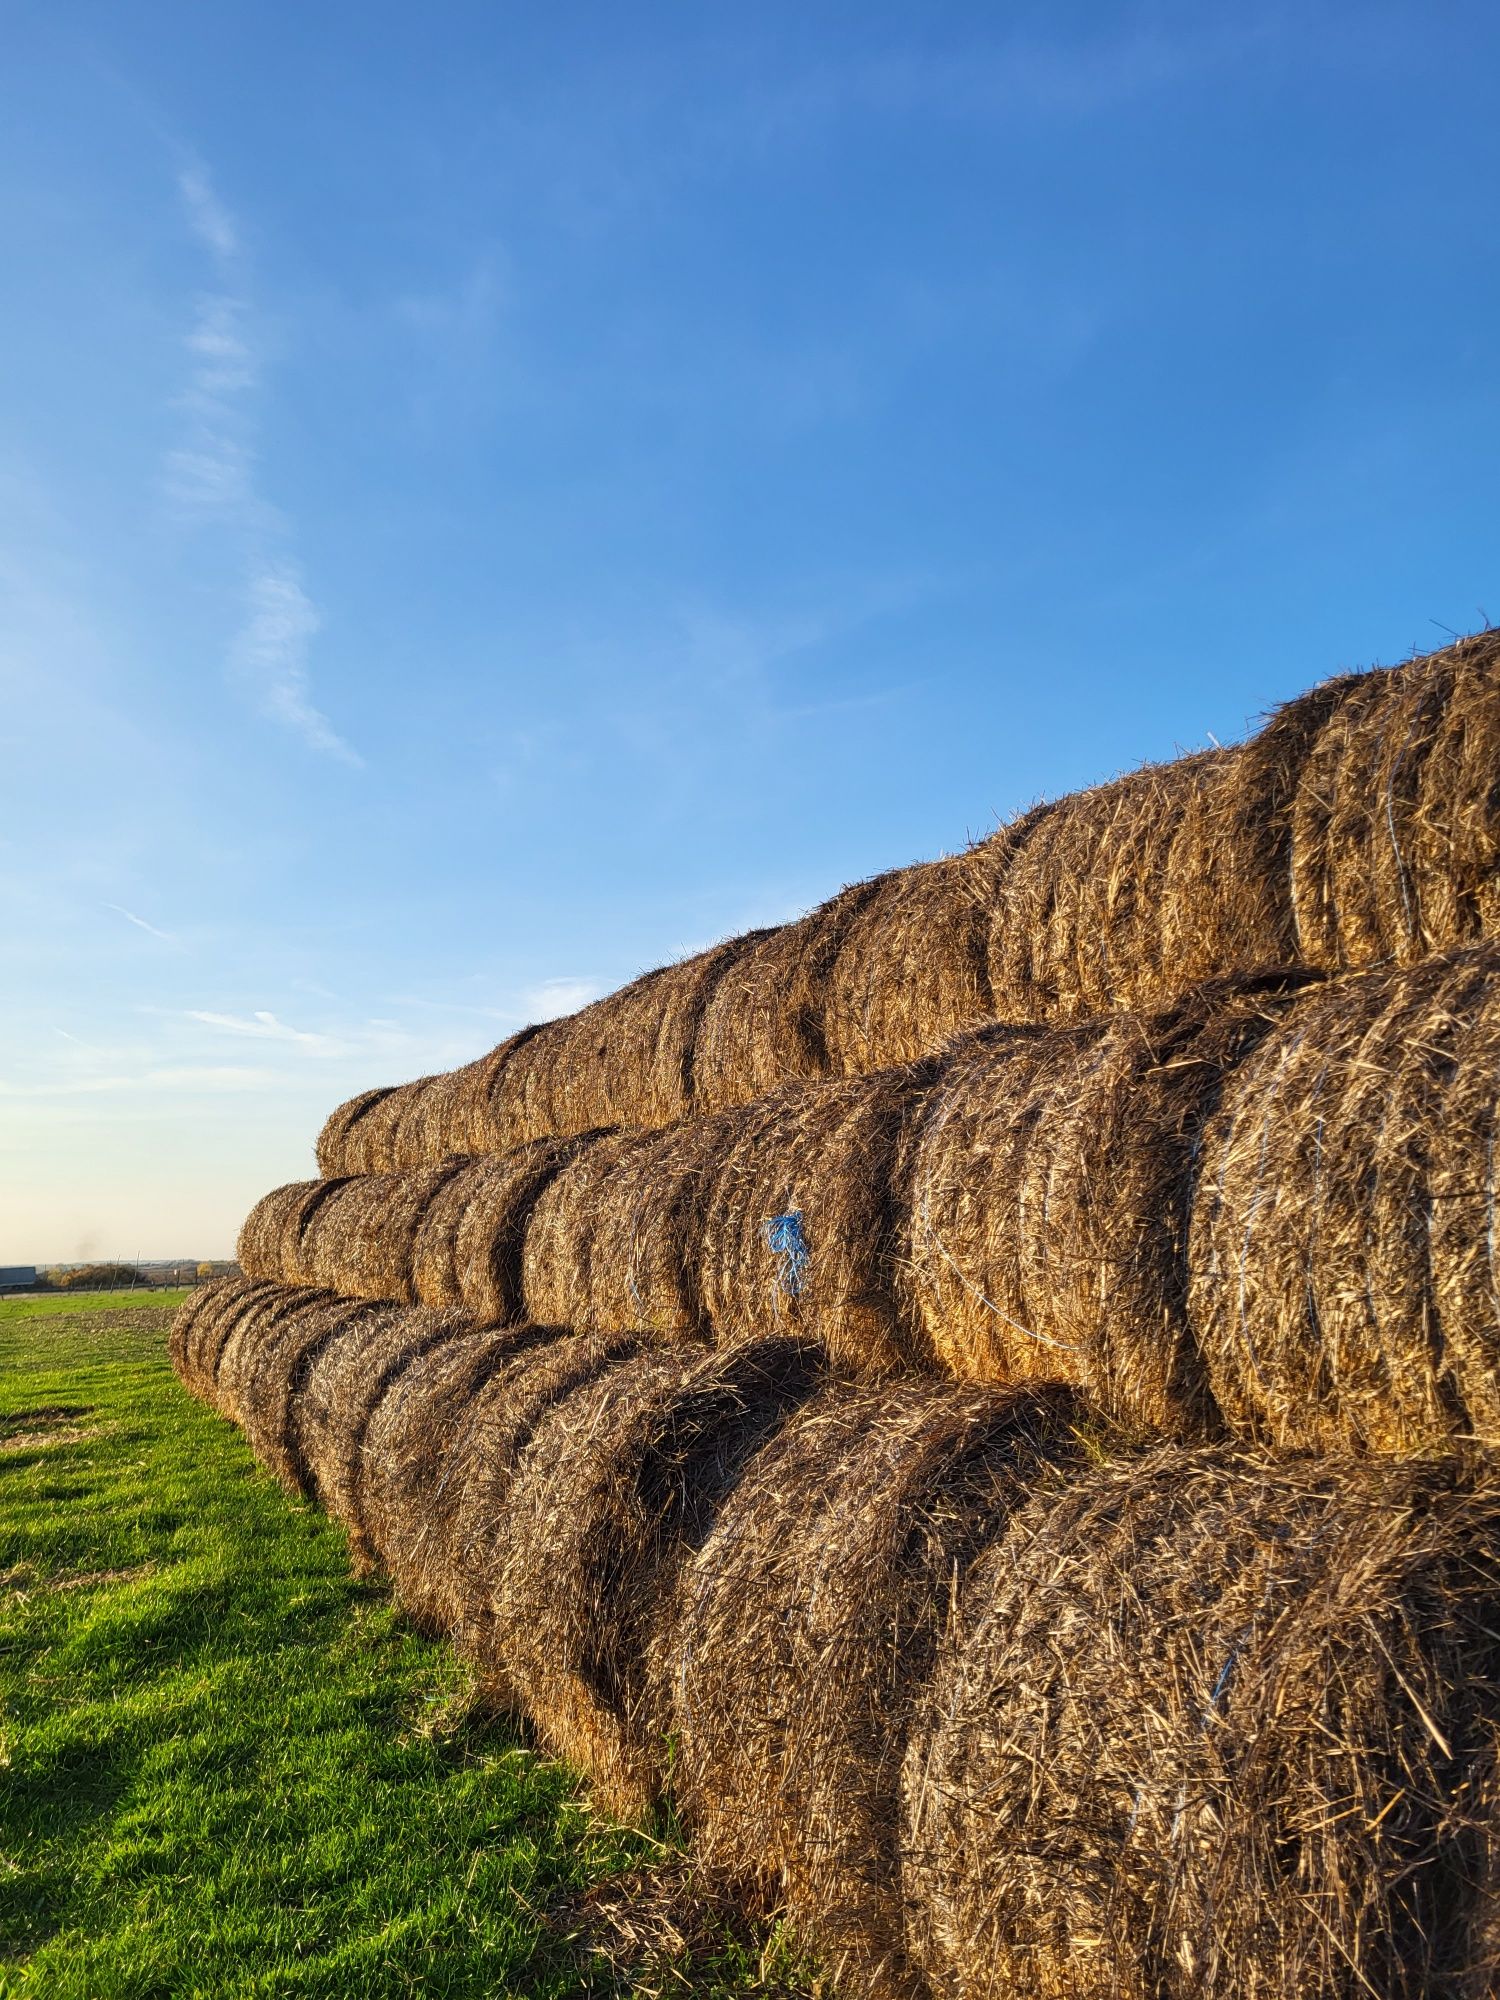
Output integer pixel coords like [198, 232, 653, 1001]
[32, 1261, 241, 1291]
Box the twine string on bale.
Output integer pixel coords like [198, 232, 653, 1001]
[764, 1210, 809, 1301]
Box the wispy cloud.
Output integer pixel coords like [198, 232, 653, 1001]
[178, 166, 239, 262]
[186, 1007, 342, 1049]
[0, 1065, 278, 1098]
[522, 976, 602, 1019]
[105, 902, 174, 942]
[168, 162, 360, 764]
[228, 562, 361, 766]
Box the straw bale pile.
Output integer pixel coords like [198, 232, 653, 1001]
[172, 630, 1500, 1996]
[311, 634, 1500, 1176]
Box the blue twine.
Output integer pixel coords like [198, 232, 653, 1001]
[764, 1210, 809, 1299]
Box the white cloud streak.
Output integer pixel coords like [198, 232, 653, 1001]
[178, 166, 239, 262]
[169, 163, 360, 764]
[0, 1065, 278, 1098]
[105, 902, 174, 942]
[522, 976, 603, 1019]
[186, 1007, 341, 1048]
[228, 563, 362, 766]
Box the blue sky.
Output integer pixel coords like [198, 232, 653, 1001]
[2, 2, 1496, 1261]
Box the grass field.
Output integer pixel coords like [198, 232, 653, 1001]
[0, 1293, 793, 1998]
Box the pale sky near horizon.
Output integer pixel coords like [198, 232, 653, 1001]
[2, 2, 1497, 1261]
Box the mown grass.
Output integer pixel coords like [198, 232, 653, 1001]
[0, 1289, 191, 1321]
[0, 1294, 795, 1998]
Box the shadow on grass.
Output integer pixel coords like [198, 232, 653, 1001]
[0, 1745, 135, 1963]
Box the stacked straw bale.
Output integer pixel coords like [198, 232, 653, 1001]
[468, 1335, 826, 1819]
[983, 751, 1226, 1022]
[312, 633, 1500, 1176]
[821, 847, 997, 1076]
[901, 1447, 1500, 2000]
[664, 1377, 1086, 2000]
[170, 1279, 1500, 2000]
[360, 1321, 556, 1630]
[1191, 946, 1500, 1452]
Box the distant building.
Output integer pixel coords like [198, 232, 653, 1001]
[0, 1265, 38, 1290]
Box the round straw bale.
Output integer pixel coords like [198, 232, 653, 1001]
[903, 1016, 1109, 1387]
[359, 1323, 555, 1629]
[901, 1447, 1500, 2000]
[236, 1289, 392, 1495]
[485, 1337, 826, 1821]
[484, 1016, 581, 1149]
[922, 972, 1315, 1433]
[443, 1037, 526, 1154]
[547, 931, 776, 1137]
[235, 1177, 361, 1289]
[822, 846, 997, 1078]
[520, 1131, 659, 1329]
[1192, 947, 1500, 1450]
[696, 1060, 939, 1378]
[1291, 634, 1500, 970]
[386, 1065, 473, 1168]
[345, 1078, 433, 1176]
[1161, 672, 1364, 989]
[691, 878, 890, 1117]
[314, 1085, 395, 1178]
[168, 1277, 273, 1401]
[448, 1136, 592, 1326]
[235, 1180, 323, 1286]
[350, 1033, 547, 1173]
[407, 1157, 499, 1312]
[295, 1303, 469, 1562]
[906, 973, 1318, 1434]
[194, 1278, 293, 1408]
[666, 1378, 1087, 2000]
[577, 1113, 737, 1338]
[446, 1331, 646, 1678]
[169, 1280, 222, 1392]
[294, 1160, 470, 1305]
[987, 752, 1222, 1024]
[208, 1277, 339, 1422]
[1291, 664, 1416, 970]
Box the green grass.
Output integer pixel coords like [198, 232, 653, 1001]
[0, 1295, 704, 1997]
[0, 1289, 192, 1322]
